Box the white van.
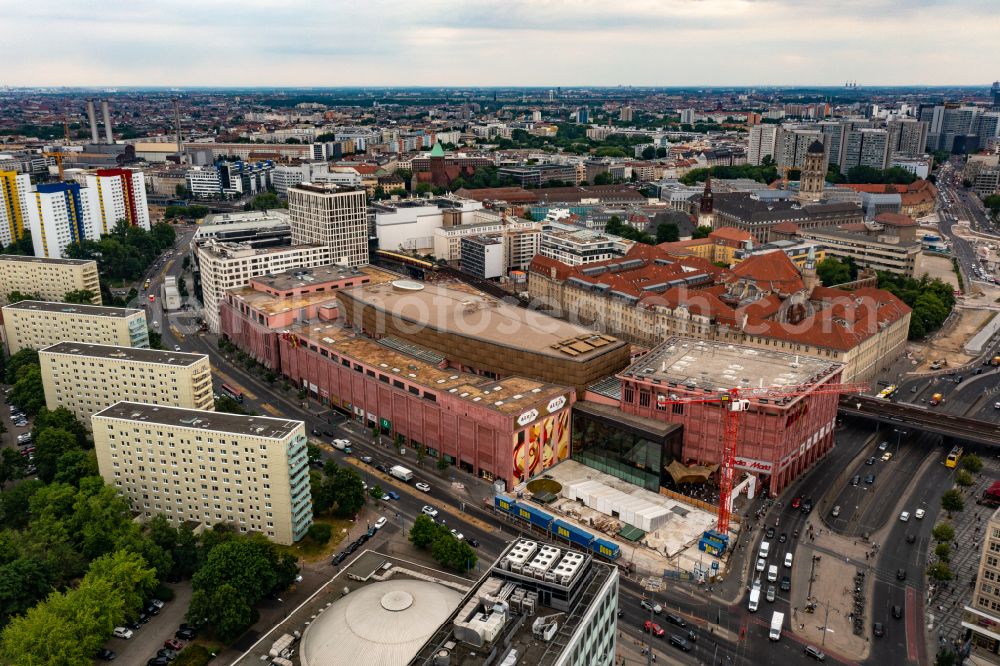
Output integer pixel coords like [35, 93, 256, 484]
[759, 540, 771, 559]
[748, 588, 760, 612]
[784, 552, 794, 568]
[768, 564, 779, 582]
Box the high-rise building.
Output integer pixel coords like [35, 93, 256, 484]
[26, 182, 98, 259]
[196, 240, 334, 333]
[0, 171, 31, 246]
[576, 108, 590, 124]
[619, 106, 633, 122]
[92, 402, 313, 545]
[887, 119, 929, 157]
[679, 108, 696, 124]
[84, 168, 150, 233]
[962, 505, 1000, 657]
[774, 127, 824, 169]
[842, 128, 890, 171]
[287, 183, 368, 267]
[747, 124, 779, 165]
[39, 342, 213, 425]
[2, 301, 148, 354]
[992, 81, 1000, 109]
[0, 255, 100, 305]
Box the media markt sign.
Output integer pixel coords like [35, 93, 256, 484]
[517, 409, 539, 427]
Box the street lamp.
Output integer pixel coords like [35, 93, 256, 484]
[893, 428, 907, 456]
[821, 602, 841, 647]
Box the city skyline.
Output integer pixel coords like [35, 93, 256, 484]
[3, 0, 999, 87]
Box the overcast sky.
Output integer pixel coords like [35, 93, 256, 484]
[3, 0, 998, 87]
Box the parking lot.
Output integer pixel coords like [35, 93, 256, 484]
[98, 583, 192, 665]
[3, 390, 36, 477]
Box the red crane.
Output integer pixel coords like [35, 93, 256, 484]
[660, 381, 869, 535]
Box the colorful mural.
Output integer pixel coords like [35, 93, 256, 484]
[512, 408, 571, 480]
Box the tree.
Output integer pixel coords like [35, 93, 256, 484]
[932, 522, 955, 543]
[935, 542, 951, 562]
[655, 223, 680, 243]
[190, 583, 254, 643]
[935, 648, 957, 666]
[215, 396, 251, 415]
[927, 561, 953, 582]
[368, 484, 383, 500]
[63, 290, 96, 304]
[816, 257, 851, 287]
[941, 489, 964, 513]
[604, 215, 623, 235]
[330, 467, 365, 518]
[8, 291, 40, 303]
[593, 172, 615, 185]
[641, 146, 656, 160]
[307, 523, 332, 544]
[84, 549, 157, 620]
[0, 557, 53, 626]
[32, 407, 88, 448]
[31, 429, 79, 484]
[955, 469, 974, 487]
[961, 453, 983, 474]
[4, 348, 39, 384]
[53, 450, 98, 487]
[248, 192, 285, 211]
[9, 365, 45, 416]
[408, 514, 441, 549]
[691, 225, 713, 239]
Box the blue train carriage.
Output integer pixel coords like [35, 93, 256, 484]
[593, 537, 621, 560]
[495, 495, 516, 514]
[517, 503, 555, 530]
[552, 518, 594, 549]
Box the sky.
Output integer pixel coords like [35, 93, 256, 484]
[3, 0, 999, 87]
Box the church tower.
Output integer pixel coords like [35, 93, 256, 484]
[801, 245, 819, 292]
[698, 177, 715, 227]
[798, 140, 826, 201]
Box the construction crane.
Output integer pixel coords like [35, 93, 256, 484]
[41, 151, 66, 181]
[659, 380, 869, 535]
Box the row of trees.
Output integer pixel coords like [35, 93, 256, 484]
[165, 205, 210, 220]
[928, 454, 983, 584]
[825, 164, 918, 185]
[409, 515, 478, 572]
[64, 220, 176, 283]
[679, 162, 780, 186]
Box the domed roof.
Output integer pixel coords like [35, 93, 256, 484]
[300, 579, 462, 666]
[807, 140, 825, 154]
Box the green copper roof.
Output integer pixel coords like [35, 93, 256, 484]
[430, 142, 445, 157]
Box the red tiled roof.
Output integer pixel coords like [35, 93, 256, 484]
[709, 227, 754, 244]
[726, 251, 804, 295]
[770, 221, 800, 234]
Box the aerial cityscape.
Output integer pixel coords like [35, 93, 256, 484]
[3, 2, 1000, 666]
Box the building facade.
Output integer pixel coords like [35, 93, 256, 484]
[0, 170, 31, 246]
[26, 182, 96, 259]
[2, 301, 148, 354]
[85, 168, 150, 233]
[40, 342, 213, 425]
[460, 235, 504, 279]
[92, 402, 313, 545]
[196, 240, 334, 333]
[0, 255, 100, 305]
[287, 183, 368, 266]
[962, 506, 1000, 661]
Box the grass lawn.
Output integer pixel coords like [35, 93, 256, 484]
[278, 516, 354, 562]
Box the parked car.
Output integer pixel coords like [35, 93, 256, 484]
[467, 537, 480, 548]
[791, 497, 802, 508]
[112, 627, 133, 640]
[766, 584, 776, 602]
[866, 456, 876, 465]
[164, 638, 184, 651]
[332, 552, 347, 566]
[374, 516, 387, 530]
[831, 506, 840, 518]
[765, 526, 775, 538]
[157, 648, 178, 660]
[175, 628, 196, 641]
[147, 658, 169, 666]
[804, 645, 827, 661]
[899, 511, 910, 522]
[780, 576, 791, 592]
[756, 557, 766, 572]
[95, 648, 117, 661]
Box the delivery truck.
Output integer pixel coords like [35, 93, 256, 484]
[769, 611, 784, 641]
[390, 465, 413, 482]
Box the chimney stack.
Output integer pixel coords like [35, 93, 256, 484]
[86, 100, 99, 144]
[101, 100, 113, 144]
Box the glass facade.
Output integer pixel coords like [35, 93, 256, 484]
[571, 405, 682, 492]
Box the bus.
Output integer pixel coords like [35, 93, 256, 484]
[220, 383, 244, 403]
[876, 385, 898, 400]
[946, 446, 963, 469]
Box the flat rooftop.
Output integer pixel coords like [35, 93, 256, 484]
[198, 240, 328, 259]
[252, 263, 391, 292]
[338, 281, 625, 362]
[94, 402, 302, 439]
[0, 255, 95, 267]
[3, 300, 142, 318]
[228, 266, 398, 317]
[290, 321, 571, 415]
[200, 210, 290, 227]
[40, 342, 207, 367]
[411, 538, 615, 666]
[622, 336, 839, 392]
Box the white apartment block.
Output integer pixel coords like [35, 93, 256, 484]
[373, 197, 483, 254]
[27, 182, 100, 259]
[84, 169, 151, 233]
[540, 224, 633, 266]
[40, 342, 213, 425]
[287, 183, 368, 267]
[432, 213, 539, 262]
[92, 402, 313, 545]
[0, 171, 31, 247]
[272, 162, 331, 195]
[2, 301, 148, 354]
[0, 255, 101, 305]
[196, 240, 333, 333]
[186, 166, 223, 197]
[747, 125, 779, 166]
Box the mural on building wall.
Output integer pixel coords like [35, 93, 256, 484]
[512, 408, 570, 480]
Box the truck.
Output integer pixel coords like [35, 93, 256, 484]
[748, 588, 760, 612]
[390, 465, 413, 482]
[769, 611, 784, 641]
[980, 481, 1000, 507]
[930, 393, 943, 406]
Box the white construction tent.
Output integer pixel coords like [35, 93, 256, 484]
[565, 479, 671, 532]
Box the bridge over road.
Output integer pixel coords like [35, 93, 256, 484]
[839, 395, 1000, 446]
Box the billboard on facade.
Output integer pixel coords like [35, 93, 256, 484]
[512, 408, 570, 480]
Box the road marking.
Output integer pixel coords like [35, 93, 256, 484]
[209, 365, 257, 401]
[169, 325, 185, 341]
[906, 585, 918, 662]
[260, 403, 282, 416]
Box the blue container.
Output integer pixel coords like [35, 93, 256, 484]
[552, 519, 594, 549]
[593, 538, 621, 560]
[495, 495, 516, 514]
[515, 503, 554, 530]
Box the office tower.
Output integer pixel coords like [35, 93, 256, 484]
[0, 255, 100, 305]
[2, 301, 148, 354]
[748, 124, 779, 165]
[92, 402, 313, 545]
[841, 128, 890, 170]
[576, 108, 590, 124]
[40, 342, 214, 425]
[619, 106, 633, 122]
[888, 119, 929, 157]
[26, 182, 99, 259]
[680, 108, 696, 124]
[992, 81, 1000, 109]
[84, 168, 150, 233]
[287, 183, 368, 267]
[977, 113, 1000, 142]
[0, 171, 31, 246]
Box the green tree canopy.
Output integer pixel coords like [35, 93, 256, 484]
[63, 290, 96, 304]
[655, 223, 680, 243]
[941, 489, 964, 513]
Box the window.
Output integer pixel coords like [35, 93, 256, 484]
[672, 403, 685, 415]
